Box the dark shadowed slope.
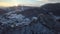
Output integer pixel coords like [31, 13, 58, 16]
[40, 3, 60, 16]
[0, 9, 7, 15]
[19, 3, 60, 18]
[0, 3, 60, 34]
[20, 8, 40, 18]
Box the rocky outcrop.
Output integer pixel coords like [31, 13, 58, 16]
[0, 3, 60, 34]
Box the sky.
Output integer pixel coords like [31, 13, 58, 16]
[0, 0, 60, 7]
[0, 0, 48, 7]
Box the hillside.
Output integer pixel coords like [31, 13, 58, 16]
[0, 3, 60, 34]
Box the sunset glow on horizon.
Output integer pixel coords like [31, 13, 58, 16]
[0, 0, 48, 7]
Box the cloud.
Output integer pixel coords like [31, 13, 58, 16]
[48, 0, 60, 2]
[19, 0, 48, 6]
[0, 2, 19, 7]
[0, 0, 12, 2]
[35, 0, 48, 2]
[47, 0, 60, 3]
[0, 0, 20, 7]
[0, 0, 49, 7]
[36, 0, 42, 1]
